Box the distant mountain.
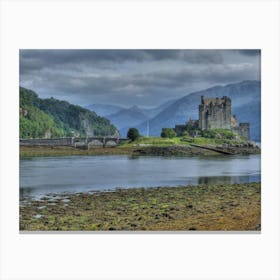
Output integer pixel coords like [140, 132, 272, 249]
[85, 103, 124, 116]
[83, 81, 260, 140]
[86, 99, 176, 137]
[140, 99, 177, 119]
[20, 87, 118, 139]
[135, 80, 261, 141]
[85, 99, 177, 137]
[106, 105, 149, 136]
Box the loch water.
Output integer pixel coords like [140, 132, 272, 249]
[20, 154, 261, 200]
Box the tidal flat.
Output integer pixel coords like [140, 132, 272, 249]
[20, 182, 261, 231]
[20, 144, 260, 158]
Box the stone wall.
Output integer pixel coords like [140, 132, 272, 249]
[232, 123, 250, 140]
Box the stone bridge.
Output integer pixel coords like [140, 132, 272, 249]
[75, 137, 127, 147]
[20, 137, 128, 147]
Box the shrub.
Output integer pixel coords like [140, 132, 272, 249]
[161, 128, 176, 138]
[201, 129, 237, 140]
[127, 128, 140, 141]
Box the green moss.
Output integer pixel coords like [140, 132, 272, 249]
[20, 182, 261, 231]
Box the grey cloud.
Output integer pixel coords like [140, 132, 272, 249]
[20, 49, 225, 75]
[237, 50, 261, 56]
[19, 49, 260, 107]
[21, 63, 257, 98]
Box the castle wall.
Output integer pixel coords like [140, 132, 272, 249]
[231, 115, 238, 128]
[199, 105, 207, 129]
[232, 123, 250, 140]
[175, 125, 187, 136]
[199, 96, 231, 130]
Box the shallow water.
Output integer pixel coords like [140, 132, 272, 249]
[20, 154, 261, 200]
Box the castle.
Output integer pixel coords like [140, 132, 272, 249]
[175, 96, 250, 140]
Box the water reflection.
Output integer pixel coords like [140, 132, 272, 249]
[20, 154, 261, 200]
[197, 175, 260, 185]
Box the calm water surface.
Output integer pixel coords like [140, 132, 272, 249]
[20, 154, 261, 200]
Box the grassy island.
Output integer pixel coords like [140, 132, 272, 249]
[20, 182, 261, 231]
[20, 134, 260, 157]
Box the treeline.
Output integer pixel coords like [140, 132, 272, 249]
[20, 87, 118, 139]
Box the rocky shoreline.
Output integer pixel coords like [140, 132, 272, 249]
[133, 144, 260, 156]
[20, 182, 261, 231]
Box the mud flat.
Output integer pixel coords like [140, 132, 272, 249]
[20, 144, 260, 157]
[20, 182, 261, 231]
[20, 146, 136, 157]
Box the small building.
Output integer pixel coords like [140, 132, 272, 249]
[232, 123, 250, 140]
[175, 119, 199, 136]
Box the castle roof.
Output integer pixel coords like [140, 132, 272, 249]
[202, 96, 229, 106]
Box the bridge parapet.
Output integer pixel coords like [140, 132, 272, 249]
[20, 137, 74, 146]
[20, 137, 128, 147]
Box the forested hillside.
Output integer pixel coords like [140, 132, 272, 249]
[20, 87, 117, 139]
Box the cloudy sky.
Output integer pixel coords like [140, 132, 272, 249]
[20, 49, 260, 108]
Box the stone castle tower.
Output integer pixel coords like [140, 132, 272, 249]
[199, 96, 231, 130]
[174, 95, 250, 140]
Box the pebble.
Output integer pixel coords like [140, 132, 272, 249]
[34, 214, 42, 219]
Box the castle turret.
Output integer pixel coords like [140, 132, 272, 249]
[201, 96, 204, 105]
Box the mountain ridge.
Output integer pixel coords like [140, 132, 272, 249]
[20, 87, 118, 139]
[85, 103, 124, 116]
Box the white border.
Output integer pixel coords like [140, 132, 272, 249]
[1, 1, 279, 280]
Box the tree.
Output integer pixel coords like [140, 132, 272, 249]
[127, 128, 140, 141]
[161, 128, 176, 138]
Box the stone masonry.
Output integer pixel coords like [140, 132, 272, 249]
[199, 96, 231, 130]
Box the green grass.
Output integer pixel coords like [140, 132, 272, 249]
[120, 137, 182, 147]
[120, 135, 246, 147]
